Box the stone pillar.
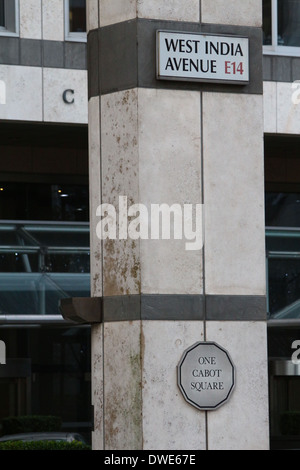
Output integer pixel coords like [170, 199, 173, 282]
[87, 0, 270, 450]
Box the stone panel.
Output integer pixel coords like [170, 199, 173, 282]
[138, 88, 203, 295]
[0, 65, 42, 121]
[103, 321, 142, 450]
[201, 0, 262, 27]
[20, 0, 42, 39]
[42, 0, 64, 41]
[142, 320, 206, 450]
[89, 96, 102, 297]
[100, 89, 140, 296]
[43, 68, 88, 123]
[206, 321, 269, 450]
[203, 92, 266, 296]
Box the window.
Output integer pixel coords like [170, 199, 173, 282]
[264, 136, 300, 319]
[65, 0, 86, 42]
[0, 326, 92, 444]
[0, 1, 4, 28]
[263, 0, 300, 56]
[0, 0, 19, 36]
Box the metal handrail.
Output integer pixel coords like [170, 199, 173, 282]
[0, 221, 91, 317]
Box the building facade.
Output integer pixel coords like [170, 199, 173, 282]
[263, 0, 300, 451]
[0, 0, 300, 451]
[0, 0, 92, 444]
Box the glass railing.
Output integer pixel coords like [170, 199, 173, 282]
[0, 221, 90, 317]
[266, 227, 300, 320]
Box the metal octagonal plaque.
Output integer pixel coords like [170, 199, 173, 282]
[178, 342, 235, 411]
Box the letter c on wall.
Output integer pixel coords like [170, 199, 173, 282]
[63, 89, 75, 104]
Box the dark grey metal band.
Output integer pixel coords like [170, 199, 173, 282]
[88, 18, 263, 98]
[60, 294, 267, 324]
[0, 37, 86, 70]
[102, 295, 205, 322]
[103, 294, 266, 322]
[141, 295, 204, 321]
[100, 295, 204, 321]
[205, 295, 267, 321]
[263, 54, 300, 83]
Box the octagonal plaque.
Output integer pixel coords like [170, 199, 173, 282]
[178, 341, 235, 411]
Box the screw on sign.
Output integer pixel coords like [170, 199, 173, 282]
[177, 342, 235, 411]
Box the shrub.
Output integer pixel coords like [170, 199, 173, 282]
[0, 440, 91, 451]
[1, 415, 62, 436]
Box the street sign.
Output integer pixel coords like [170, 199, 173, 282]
[157, 30, 249, 84]
[178, 341, 235, 411]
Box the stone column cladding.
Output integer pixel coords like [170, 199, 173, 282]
[87, 0, 270, 450]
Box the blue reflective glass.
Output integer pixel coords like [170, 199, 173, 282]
[266, 228, 300, 319]
[0, 222, 90, 316]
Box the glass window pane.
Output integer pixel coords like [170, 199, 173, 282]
[44, 254, 90, 273]
[69, 0, 86, 33]
[268, 258, 300, 317]
[263, 0, 272, 45]
[265, 193, 300, 228]
[0, 272, 90, 315]
[0, 253, 39, 273]
[0, 0, 4, 28]
[278, 0, 300, 47]
[0, 326, 92, 444]
[0, 183, 89, 222]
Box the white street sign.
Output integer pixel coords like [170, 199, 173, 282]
[157, 31, 249, 84]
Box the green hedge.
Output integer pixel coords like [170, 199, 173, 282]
[280, 411, 300, 435]
[0, 440, 91, 451]
[1, 415, 62, 436]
